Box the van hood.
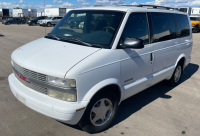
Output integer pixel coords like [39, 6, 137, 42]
[12, 38, 101, 78]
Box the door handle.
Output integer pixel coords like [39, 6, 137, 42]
[150, 53, 154, 64]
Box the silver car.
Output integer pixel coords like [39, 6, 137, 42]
[38, 16, 63, 27]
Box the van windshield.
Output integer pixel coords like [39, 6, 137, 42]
[47, 10, 124, 49]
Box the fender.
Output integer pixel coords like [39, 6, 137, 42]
[166, 54, 186, 80]
[82, 78, 124, 104]
[175, 53, 186, 68]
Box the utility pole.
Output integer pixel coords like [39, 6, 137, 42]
[44, 0, 46, 36]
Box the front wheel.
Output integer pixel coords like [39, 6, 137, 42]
[166, 63, 183, 86]
[78, 91, 118, 134]
[47, 23, 51, 27]
[32, 22, 36, 26]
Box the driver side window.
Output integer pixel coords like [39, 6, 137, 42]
[120, 13, 149, 45]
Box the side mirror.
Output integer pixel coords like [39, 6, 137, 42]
[120, 38, 144, 49]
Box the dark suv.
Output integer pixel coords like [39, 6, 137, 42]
[3, 18, 25, 25]
[27, 16, 47, 26]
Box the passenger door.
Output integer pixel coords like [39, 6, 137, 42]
[118, 13, 154, 100]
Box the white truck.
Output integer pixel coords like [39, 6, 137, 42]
[28, 9, 37, 17]
[0, 9, 10, 18]
[45, 8, 66, 17]
[191, 7, 200, 16]
[37, 12, 45, 17]
[13, 9, 28, 17]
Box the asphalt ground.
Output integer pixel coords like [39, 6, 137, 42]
[0, 23, 200, 136]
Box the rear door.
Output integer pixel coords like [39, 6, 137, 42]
[118, 13, 154, 100]
[149, 13, 178, 84]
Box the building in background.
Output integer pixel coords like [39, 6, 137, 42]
[28, 9, 37, 17]
[45, 8, 66, 17]
[13, 9, 28, 17]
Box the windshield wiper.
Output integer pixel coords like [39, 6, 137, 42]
[60, 36, 93, 47]
[46, 33, 60, 40]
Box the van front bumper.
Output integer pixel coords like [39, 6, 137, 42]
[8, 73, 88, 125]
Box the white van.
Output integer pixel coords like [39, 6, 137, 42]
[8, 5, 192, 133]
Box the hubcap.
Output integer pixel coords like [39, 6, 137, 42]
[90, 98, 113, 126]
[174, 66, 182, 83]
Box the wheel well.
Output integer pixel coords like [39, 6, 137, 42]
[178, 57, 185, 68]
[95, 84, 121, 103]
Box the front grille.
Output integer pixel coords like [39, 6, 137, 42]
[13, 62, 47, 83]
[13, 62, 47, 94]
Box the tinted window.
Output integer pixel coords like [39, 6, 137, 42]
[179, 8, 187, 13]
[175, 14, 190, 38]
[57, 17, 63, 19]
[151, 13, 177, 43]
[190, 17, 199, 21]
[120, 13, 149, 45]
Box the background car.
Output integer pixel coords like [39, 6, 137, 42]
[27, 16, 47, 26]
[39, 16, 63, 27]
[3, 18, 25, 25]
[190, 16, 200, 33]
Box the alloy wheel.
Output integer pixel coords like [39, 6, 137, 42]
[90, 98, 113, 126]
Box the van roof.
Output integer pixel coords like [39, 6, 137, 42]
[72, 5, 186, 14]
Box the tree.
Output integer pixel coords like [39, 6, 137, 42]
[14, 7, 22, 9]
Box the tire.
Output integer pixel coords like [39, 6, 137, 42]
[78, 91, 118, 134]
[193, 26, 199, 33]
[32, 22, 36, 26]
[47, 23, 51, 27]
[7, 22, 10, 25]
[166, 62, 183, 87]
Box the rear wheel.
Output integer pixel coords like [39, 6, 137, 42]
[166, 62, 183, 87]
[78, 91, 118, 134]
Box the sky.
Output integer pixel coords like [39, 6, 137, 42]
[0, 0, 200, 12]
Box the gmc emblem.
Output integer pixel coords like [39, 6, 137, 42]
[17, 73, 29, 83]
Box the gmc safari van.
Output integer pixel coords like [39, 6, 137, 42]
[8, 5, 192, 133]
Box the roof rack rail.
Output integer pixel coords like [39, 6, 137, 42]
[138, 4, 178, 10]
[94, 5, 105, 7]
[115, 5, 139, 7]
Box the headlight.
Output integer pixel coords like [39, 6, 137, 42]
[47, 89, 77, 102]
[47, 76, 76, 88]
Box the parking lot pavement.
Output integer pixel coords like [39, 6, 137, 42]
[0, 23, 200, 136]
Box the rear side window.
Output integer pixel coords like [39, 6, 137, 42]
[175, 14, 190, 38]
[151, 13, 177, 43]
[120, 13, 149, 45]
